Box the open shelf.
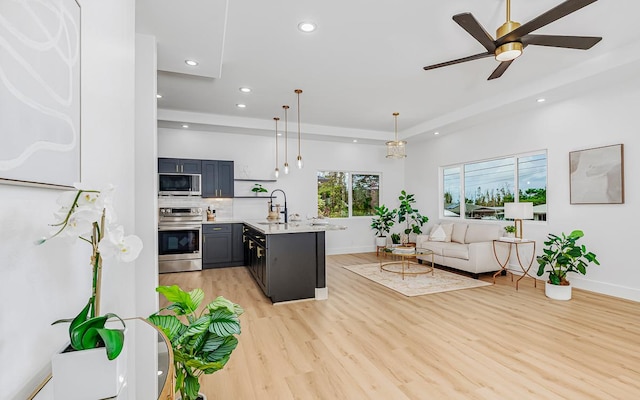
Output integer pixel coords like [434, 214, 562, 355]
[234, 178, 277, 182]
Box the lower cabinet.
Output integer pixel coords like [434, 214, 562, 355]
[203, 223, 244, 269]
[243, 224, 325, 303]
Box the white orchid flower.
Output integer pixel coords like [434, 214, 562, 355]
[99, 225, 143, 262]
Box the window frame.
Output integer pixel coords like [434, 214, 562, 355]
[317, 170, 381, 218]
[439, 150, 547, 221]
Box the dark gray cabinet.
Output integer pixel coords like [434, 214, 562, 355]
[158, 158, 201, 174]
[243, 224, 325, 303]
[203, 223, 244, 269]
[202, 160, 234, 198]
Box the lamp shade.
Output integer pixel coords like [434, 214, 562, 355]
[504, 202, 533, 220]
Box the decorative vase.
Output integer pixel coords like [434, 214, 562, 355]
[545, 281, 572, 300]
[375, 236, 387, 247]
[52, 343, 127, 400]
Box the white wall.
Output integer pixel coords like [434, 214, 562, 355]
[405, 74, 640, 301]
[0, 1, 138, 398]
[158, 129, 405, 254]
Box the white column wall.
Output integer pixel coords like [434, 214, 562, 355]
[405, 75, 640, 301]
[0, 1, 137, 398]
[158, 129, 405, 254]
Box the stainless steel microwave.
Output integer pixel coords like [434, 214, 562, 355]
[158, 173, 202, 196]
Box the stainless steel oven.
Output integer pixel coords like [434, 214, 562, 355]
[158, 207, 203, 273]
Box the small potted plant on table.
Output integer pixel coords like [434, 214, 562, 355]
[536, 230, 600, 300]
[370, 205, 396, 248]
[504, 225, 517, 238]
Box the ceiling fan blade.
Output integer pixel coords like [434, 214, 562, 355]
[452, 13, 496, 52]
[424, 52, 493, 71]
[488, 60, 514, 80]
[496, 0, 599, 45]
[522, 34, 602, 49]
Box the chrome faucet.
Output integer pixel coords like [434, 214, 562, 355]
[269, 189, 288, 223]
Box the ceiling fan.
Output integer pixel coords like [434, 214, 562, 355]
[423, 0, 602, 80]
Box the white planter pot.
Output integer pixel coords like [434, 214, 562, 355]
[375, 236, 387, 247]
[52, 343, 127, 400]
[545, 281, 572, 301]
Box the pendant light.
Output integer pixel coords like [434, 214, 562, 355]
[295, 89, 304, 169]
[386, 112, 407, 159]
[273, 117, 280, 178]
[282, 105, 290, 174]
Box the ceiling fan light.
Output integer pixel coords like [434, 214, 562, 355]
[495, 42, 523, 62]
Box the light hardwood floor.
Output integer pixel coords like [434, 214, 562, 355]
[159, 253, 640, 399]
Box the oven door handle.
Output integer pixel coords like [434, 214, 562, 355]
[158, 225, 202, 231]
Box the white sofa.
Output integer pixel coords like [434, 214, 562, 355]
[416, 222, 502, 277]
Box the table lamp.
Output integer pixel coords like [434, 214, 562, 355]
[504, 202, 533, 239]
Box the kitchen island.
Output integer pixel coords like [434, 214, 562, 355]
[242, 220, 346, 303]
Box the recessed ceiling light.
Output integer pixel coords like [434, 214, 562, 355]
[434, 131, 440, 135]
[277, 133, 283, 137]
[353, 139, 358, 143]
[182, 124, 189, 128]
[537, 98, 546, 103]
[156, 94, 162, 99]
[185, 59, 198, 66]
[239, 87, 252, 93]
[298, 21, 317, 33]
[236, 103, 247, 108]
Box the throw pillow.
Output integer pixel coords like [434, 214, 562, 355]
[429, 224, 446, 242]
[451, 223, 468, 244]
[441, 223, 454, 242]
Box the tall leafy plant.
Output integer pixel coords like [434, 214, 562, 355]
[397, 190, 429, 237]
[149, 285, 243, 400]
[536, 230, 600, 285]
[370, 205, 396, 237]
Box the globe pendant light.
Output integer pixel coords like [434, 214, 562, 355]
[295, 89, 304, 169]
[386, 112, 407, 159]
[282, 105, 290, 174]
[273, 117, 280, 178]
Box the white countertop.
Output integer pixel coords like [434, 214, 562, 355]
[243, 220, 347, 235]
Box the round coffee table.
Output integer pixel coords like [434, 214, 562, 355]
[380, 248, 434, 280]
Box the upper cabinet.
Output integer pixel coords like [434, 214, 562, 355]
[202, 160, 234, 198]
[158, 158, 202, 174]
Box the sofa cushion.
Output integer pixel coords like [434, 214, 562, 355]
[442, 244, 469, 260]
[418, 241, 448, 256]
[465, 224, 501, 243]
[452, 223, 468, 244]
[441, 223, 453, 242]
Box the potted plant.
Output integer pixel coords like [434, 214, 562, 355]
[370, 205, 396, 247]
[504, 225, 517, 238]
[391, 233, 401, 247]
[536, 230, 600, 300]
[397, 190, 429, 245]
[251, 183, 268, 196]
[149, 285, 243, 400]
[37, 184, 143, 399]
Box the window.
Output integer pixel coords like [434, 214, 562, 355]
[318, 171, 380, 218]
[441, 152, 547, 220]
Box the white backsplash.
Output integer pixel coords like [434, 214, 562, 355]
[158, 196, 233, 221]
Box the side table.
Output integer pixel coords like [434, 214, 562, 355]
[492, 238, 537, 290]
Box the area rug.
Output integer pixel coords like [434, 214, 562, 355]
[342, 263, 491, 296]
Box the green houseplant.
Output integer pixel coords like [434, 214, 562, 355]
[397, 190, 429, 243]
[149, 285, 243, 400]
[536, 230, 600, 300]
[251, 183, 268, 195]
[37, 184, 143, 398]
[370, 205, 396, 247]
[504, 225, 517, 237]
[391, 233, 401, 245]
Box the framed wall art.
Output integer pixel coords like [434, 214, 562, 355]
[569, 144, 624, 204]
[0, 0, 81, 189]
